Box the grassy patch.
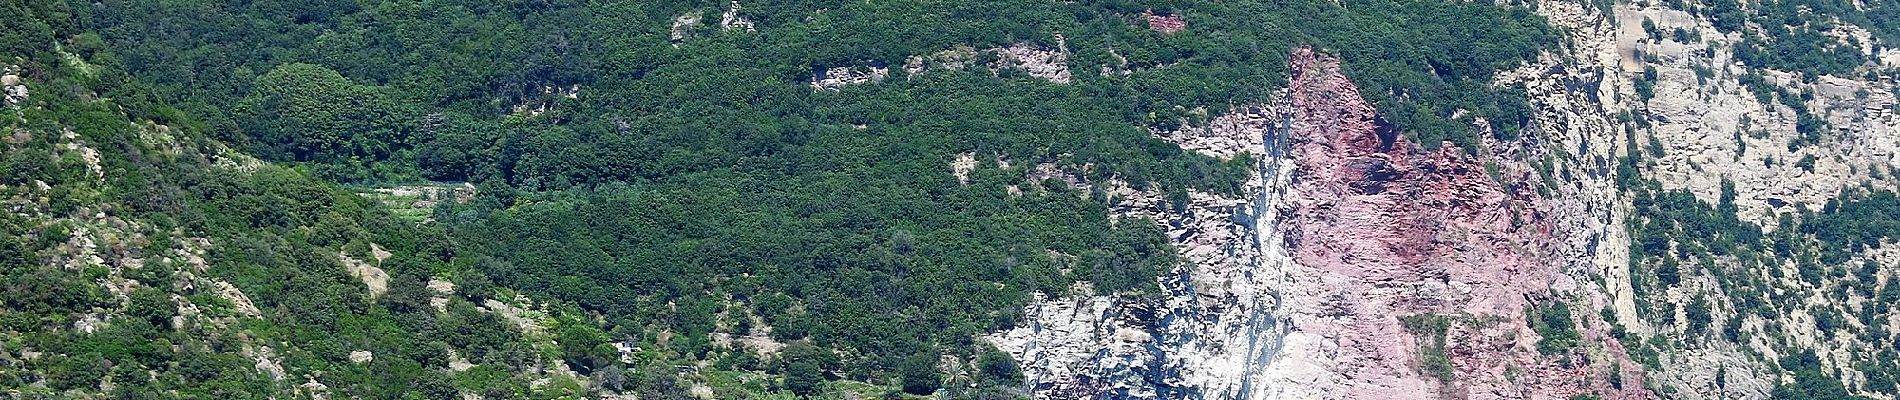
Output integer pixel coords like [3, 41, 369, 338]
[1400, 314, 1456, 382]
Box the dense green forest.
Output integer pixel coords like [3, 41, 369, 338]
[0, 2, 588, 397]
[80, 0, 1554, 186]
[3, 0, 1570, 397]
[56, 0, 1559, 389]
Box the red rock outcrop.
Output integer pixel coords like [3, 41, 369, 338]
[996, 47, 1656, 400]
[1274, 47, 1650, 399]
[1146, 11, 1186, 34]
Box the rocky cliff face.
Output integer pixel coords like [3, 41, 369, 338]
[1267, 48, 1649, 400]
[993, 46, 1651, 399]
[999, 0, 1900, 396]
[1527, 0, 1900, 397]
[987, 102, 1282, 399]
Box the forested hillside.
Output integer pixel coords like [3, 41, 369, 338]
[43, 0, 1900, 397]
[0, 0, 1565, 397]
[82, 0, 1553, 185]
[0, 2, 616, 398]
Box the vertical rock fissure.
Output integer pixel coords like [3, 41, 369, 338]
[1235, 110, 1297, 400]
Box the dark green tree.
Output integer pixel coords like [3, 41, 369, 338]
[124, 287, 175, 328]
[978, 350, 1022, 385]
[236, 63, 362, 160]
[900, 353, 942, 396]
[784, 359, 824, 397]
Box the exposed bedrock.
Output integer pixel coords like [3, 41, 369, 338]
[992, 48, 1650, 400]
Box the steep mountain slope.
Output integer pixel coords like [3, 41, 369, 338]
[1520, 0, 1900, 396]
[53, 0, 1564, 398]
[1002, 0, 1900, 398]
[996, 47, 1649, 400]
[14, 0, 1900, 399]
[0, 5, 627, 398]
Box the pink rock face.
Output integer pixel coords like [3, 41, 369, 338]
[1278, 47, 1649, 399]
[1146, 12, 1186, 34]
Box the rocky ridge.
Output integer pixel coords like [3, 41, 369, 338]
[819, 39, 1072, 91]
[2, 65, 25, 105]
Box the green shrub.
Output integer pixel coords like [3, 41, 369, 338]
[1531, 302, 1580, 355]
[1401, 314, 1456, 381]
